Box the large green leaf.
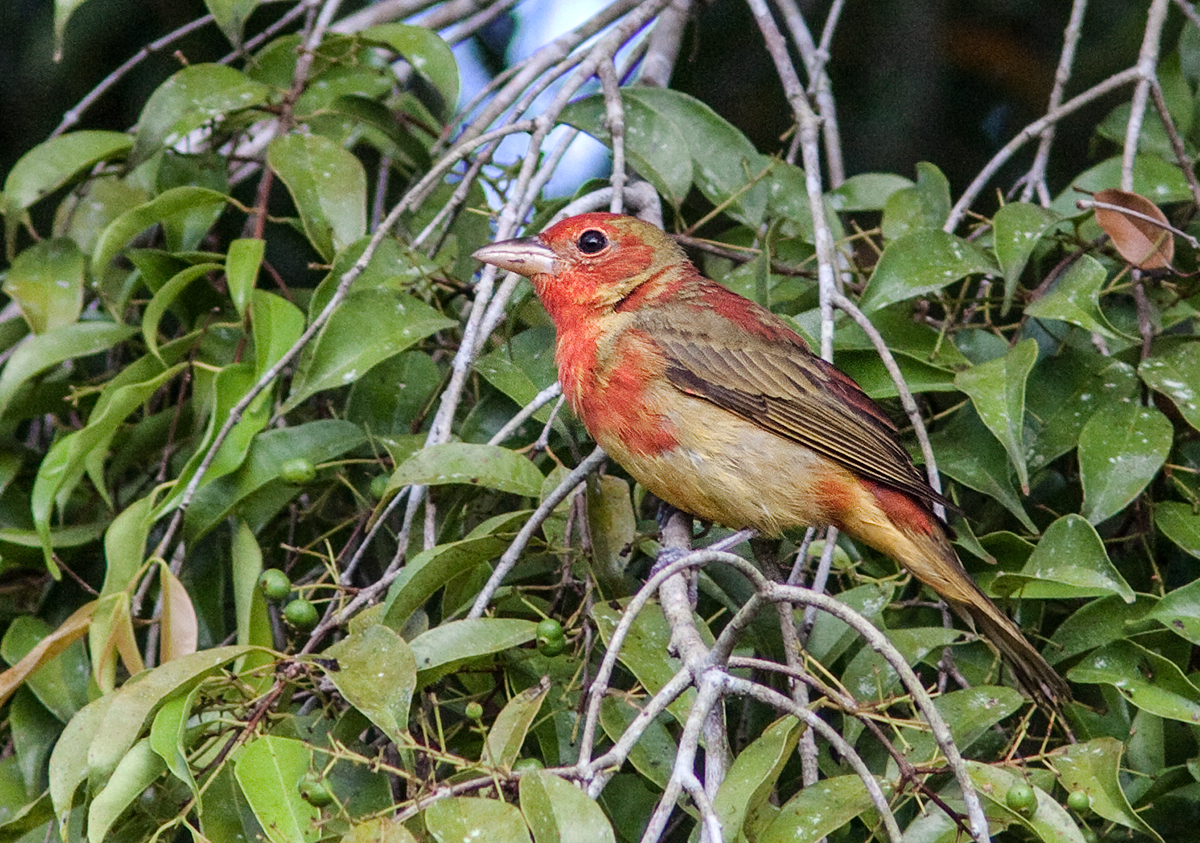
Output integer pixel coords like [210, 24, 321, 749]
[426, 797, 531, 843]
[131, 64, 271, 165]
[268, 133, 366, 260]
[760, 775, 880, 843]
[92, 186, 230, 269]
[861, 229, 997, 312]
[1026, 255, 1125, 340]
[409, 619, 537, 685]
[3, 238, 85, 333]
[712, 716, 801, 842]
[1078, 402, 1172, 524]
[386, 443, 544, 498]
[992, 201, 1061, 314]
[483, 682, 549, 769]
[967, 761, 1087, 843]
[1156, 501, 1200, 560]
[0, 321, 137, 421]
[233, 736, 320, 843]
[1140, 341, 1200, 433]
[361, 23, 460, 119]
[1049, 737, 1164, 843]
[993, 514, 1135, 602]
[1070, 639, 1200, 723]
[2, 131, 132, 212]
[520, 771, 616, 843]
[955, 338, 1038, 493]
[880, 161, 951, 241]
[324, 624, 417, 745]
[286, 287, 453, 409]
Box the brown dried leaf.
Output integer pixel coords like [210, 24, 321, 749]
[1093, 188, 1174, 270]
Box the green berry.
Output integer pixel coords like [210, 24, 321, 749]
[465, 701, 484, 721]
[283, 598, 319, 631]
[258, 569, 291, 602]
[299, 772, 334, 807]
[536, 618, 566, 656]
[280, 457, 316, 485]
[1067, 789, 1090, 814]
[369, 474, 390, 500]
[1005, 782, 1037, 816]
[1080, 826, 1099, 843]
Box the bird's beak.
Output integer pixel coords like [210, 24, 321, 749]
[472, 237, 557, 278]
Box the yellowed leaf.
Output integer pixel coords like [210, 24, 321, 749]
[159, 561, 198, 662]
[0, 601, 96, 708]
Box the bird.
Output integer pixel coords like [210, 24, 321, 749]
[473, 211, 1069, 709]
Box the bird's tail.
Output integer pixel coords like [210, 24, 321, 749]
[859, 515, 1070, 712]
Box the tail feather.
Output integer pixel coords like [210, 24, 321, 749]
[857, 514, 1071, 713]
[955, 592, 1071, 712]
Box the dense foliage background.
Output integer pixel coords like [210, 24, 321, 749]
[1, 1, 1199, 841]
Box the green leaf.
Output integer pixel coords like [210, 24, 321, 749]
[325, 624, 417, 745]
[585, 474, 636, 593]
[1026, 255, 1125, 340]
[967, 761, 1087, 843]
[1048, 595, 1156, 665]
[826, 172, 913, 212]
[233, 735, 320, 843]
[484, 682, 550, 769]
[992, 202, 1062, 314]
[285, 287, 453, 409]
[87, 737, 165, 843]
[2, 130, 132, 211]
[227, 237, 265, 319]
[861, 229, 997, 313]
[1048, 737, 1165, 843]
[1069, 639, 1200, 723]
[268, 133, 366, 260]
[244, 290, 302, 382]
[48, 690, 114, 824]
[141, 262, 223, 361]
[760, 775, 879, 843]
[387, 443, 544, 498]
[597, 697, 677, 788]
[1052, 154, 1194, 214]
[408, 619, 537, 684]
[82, 646, 252, 783]
[880, 161, 951, 241]
[205, 0, 258, 48]
[184, 419, 367, 541]
[3, 238, 85, 333]
[562, 88, 767, 223]
[92, 186, 230, 270]
[149, 685, 201, 799]
[1078, 402, 1172, 524]
[426, 797, 531, 843]
[712, 716, 801, 842]
[382, 511, 527, 632]
[955, 338, 1038, 493]
[131, 64, 271, 165]
[993, 514, 1135, 602]
[592, 602, 706, 725]
[1156, 501, 1200, 560]
[1025, 354, 1139, 471]
[520, 770, 616, 843]
[361, 23, 460, 119]
[903, 686, 1025, 760]
[1147, 576, 1200, 644]
[0, 320, 137, 421]
[1140, 341, 1200, 433]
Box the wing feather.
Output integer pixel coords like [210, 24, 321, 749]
[638, 290, 947, 512]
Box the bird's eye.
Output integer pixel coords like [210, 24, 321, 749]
[577, 229, 608, 254]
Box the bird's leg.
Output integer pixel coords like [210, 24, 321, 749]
[654, 503, 698, 605]
[749, 536, 785, 582]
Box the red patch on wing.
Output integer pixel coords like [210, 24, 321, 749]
[688, 280, 810, 346]
[862, 479, 938, 536]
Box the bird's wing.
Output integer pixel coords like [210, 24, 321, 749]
[641, 289, 947, 511]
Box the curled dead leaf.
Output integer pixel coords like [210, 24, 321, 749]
[1091, 188, 1174, 271]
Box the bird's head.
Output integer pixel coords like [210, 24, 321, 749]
[472, 212, 689, 314]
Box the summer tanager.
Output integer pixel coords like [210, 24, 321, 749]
[473, 211, 1068, 708]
